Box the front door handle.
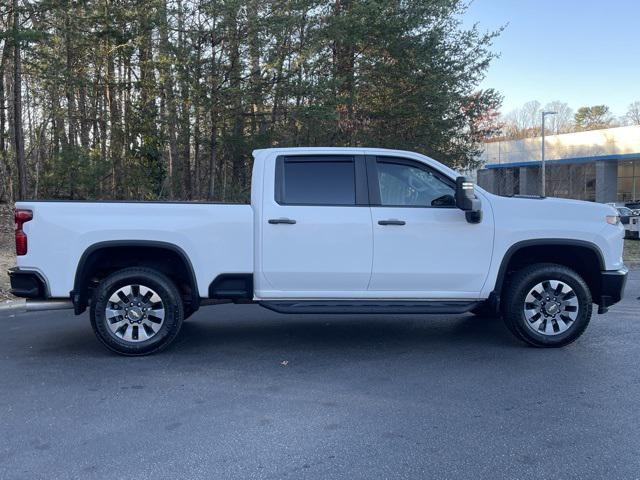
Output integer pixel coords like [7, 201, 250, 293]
[378, 219, 406, 226]
[268, 218, 297, 225]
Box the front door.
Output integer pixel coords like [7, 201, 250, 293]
[367, 156, 493, 299]
[259, 154, 373, 298]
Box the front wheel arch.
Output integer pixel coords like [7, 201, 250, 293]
[493, 239, 604, 308]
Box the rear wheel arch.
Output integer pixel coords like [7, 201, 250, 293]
[72, 240, 199, 314]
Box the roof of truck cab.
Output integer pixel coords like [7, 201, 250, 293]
[253, 146, 422, 156]
[251, 147, 460, 178]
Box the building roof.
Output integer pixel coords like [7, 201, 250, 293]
[479, 125, 640, 169]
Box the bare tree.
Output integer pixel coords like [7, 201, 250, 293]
[502, 100, 577, 139]
[543, 101, 574, 134]
[626, 101, 640, 126]
[502, 100, 541, 138]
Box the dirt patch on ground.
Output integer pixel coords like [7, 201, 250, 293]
[624, 239, 640, 266]
[0, 204, 15, 300]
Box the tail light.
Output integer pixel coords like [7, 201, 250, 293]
[15, 209, 33, 256]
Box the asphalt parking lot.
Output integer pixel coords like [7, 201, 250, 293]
[1, 269, 639, 480]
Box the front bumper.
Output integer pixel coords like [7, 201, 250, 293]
[8, 268, 49, 299]
[597, 267, 628, 314]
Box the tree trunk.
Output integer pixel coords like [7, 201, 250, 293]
[333, 0, 355, 146]
[159, 0, 179, 198]
[0, 37, 11, 202]
[12, 0, 28, 200]
[207, 35, 219, 201]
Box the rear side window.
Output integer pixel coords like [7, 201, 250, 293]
[278, 157, 356, 205]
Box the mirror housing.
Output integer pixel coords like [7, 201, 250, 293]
[455, 176, 482, 224]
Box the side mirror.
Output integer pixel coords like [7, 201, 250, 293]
[455, 176, 482, 224]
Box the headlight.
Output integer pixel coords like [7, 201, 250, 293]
[606, 215, 620, 225]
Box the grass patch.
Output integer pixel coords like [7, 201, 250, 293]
[624, 239, 640, 265]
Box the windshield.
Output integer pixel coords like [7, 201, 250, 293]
[618, 207, 633, 216]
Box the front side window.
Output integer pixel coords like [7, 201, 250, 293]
[280, 157, 356, 205]
[376, 161, 455, 207]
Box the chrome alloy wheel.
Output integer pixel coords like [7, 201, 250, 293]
[105, 285, 165, 343]
[523, 280, 579, 336]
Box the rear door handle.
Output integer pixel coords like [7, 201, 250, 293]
[268, 218, 297, 225]
[378, 219, 406, 226]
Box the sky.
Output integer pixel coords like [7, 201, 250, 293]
[463, 0, 640, 117]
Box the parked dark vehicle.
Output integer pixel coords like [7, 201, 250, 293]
[625, 201, 640, 214]
[617, 206, 635, 225]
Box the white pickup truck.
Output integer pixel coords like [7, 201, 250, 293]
[8, 147, 628, 355]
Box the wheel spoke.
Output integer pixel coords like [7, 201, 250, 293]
[108, 319, 127, 333]
[147, 309, 165, 322]
[556, 316, 569, 332]
[530, 289, 543, 301]
[560, 313, 574, 324]
[530, 318, 543, 332]
[115, 323, 128, 339]
[553, 283, 564, 296]
[142, 323, 156, 337]
[117, 290, 130, 304]
[139, 285, 153, 303]
[106, 308, 122, 319]
[122, 324, 135, 342]
[544, 318, 555, 335]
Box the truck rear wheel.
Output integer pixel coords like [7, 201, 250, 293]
[502, 263, 592, 347]
[90, 267, 184, 356]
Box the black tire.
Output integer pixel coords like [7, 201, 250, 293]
[502, 263, 592, 347]
[90, 267, 184, 356]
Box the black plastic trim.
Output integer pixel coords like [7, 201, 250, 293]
[9, 268, 49, 299]
[259, 300, 481, 315]
[597, 267, 628, 313]
[72, 240, 199, 314]
[208, 274, 253, 300]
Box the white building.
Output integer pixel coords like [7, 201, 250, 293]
[476, 125, 640, 203]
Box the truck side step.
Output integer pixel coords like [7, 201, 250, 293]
[259, 300, 481, 315]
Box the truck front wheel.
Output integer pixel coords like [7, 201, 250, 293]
[90, 267, 184, 355]
[502, 263, 592, 347]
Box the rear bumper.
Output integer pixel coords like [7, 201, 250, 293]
[597, 267, 628, 314]
[8, 268, 49, 299]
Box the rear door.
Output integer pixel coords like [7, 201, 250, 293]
[259, 154, 373, 297]
[367, 156, 493, 298]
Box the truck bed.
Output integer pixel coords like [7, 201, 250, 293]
[15, 201, 254, 298]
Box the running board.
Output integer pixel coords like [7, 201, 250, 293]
[259, 300, 481, 315]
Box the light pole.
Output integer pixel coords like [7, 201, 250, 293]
[540, 111, 557, 197]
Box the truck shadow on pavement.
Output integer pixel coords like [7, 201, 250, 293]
[171, 307, 518, 355]
[4, 306, 522, 359]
